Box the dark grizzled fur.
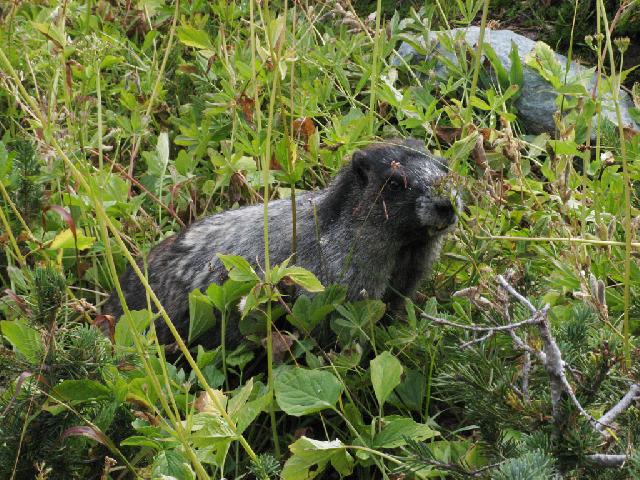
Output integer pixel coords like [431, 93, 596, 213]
[103, 139, 459, 348]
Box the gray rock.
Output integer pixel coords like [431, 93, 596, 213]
[393, 27, 639, 135]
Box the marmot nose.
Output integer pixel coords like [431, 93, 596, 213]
[434, 198, 455, 217]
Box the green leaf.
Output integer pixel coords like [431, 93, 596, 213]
[120, 435, 163, 450]
[228, 378, 254, 417]
[114, 310, 151, 347]
[217, 254, 260, 282]
[281, 437, 353, 480]
[373, 416, 439, 448]
[49, 229, 96, 251]
[444, 132, 480, 167]
[190, 412, 236, 447]
[188, 288, 215, 342]
[31, 22, 65, 48]
[525, 41, 563, 89]
[152, 450, 195, 480]
[236, 391, 271, 434]
[275, 367, 343, 416]
[51, 379, 112, 403]
[469, 96, 492, 111]
[282, 266, 325, 292]
[509, 41, 524, 90]
[176, 25, 213, 50]
[501, 84, 520, 104]
[0, 141, 12, 179]
[287, 285, 346, 333]
[1, 320, 43, 363]
[206, 279, 251, 313]
[556, 83, 588, 95]
[370, 351, 403, 408]
[482, 43, 509, 88]
[548, 140, 579, 156]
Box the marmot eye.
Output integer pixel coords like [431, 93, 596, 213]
[387, 180, 402, 191]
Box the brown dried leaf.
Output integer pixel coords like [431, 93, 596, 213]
[262, 330, 297, 363]
[237, 94, 254, 125]
[434, 126, 462, 144]
[93, 314, 115, 343]
[293, 117, 316, 139]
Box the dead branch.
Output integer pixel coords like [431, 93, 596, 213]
[586, 454, 628, 468]
[596, 383, 640, 433]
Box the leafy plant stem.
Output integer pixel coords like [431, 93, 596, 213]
[368, 0, 382, 135]
[333, 409, 392, 477]
[479, 234, 640, 249]
[467, 0, 490, 126]
[257, 0, 285, 459]
[96, 61, 103, 172]
[597, 0, 632, 368]
[127, 0, 179, 185]
[347, 445, 402, 465]
[433, 0, 452, 30]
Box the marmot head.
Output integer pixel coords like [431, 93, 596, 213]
[350, 139, 460, 239]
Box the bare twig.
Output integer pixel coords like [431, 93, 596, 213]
[596, 384, 640, 433]
[423, 314, 541, 332]
[496, 275, 536, 313]
[586, 454, 628, 467]
[460, 331, 495, 349]
[522, 346, 531, 403]
[497, 276, 599, 427]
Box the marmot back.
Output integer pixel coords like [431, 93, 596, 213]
[103, 139, 460, 348]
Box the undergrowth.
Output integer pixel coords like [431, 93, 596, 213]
[1, 0, 640, 479]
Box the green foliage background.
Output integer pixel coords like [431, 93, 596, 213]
[0, 0, 639, 479]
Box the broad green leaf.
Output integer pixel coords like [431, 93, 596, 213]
[548, 140, 579, 156]
[100, 55, 124, 69]
[287, 285, 347, 333]
[444, 132, 480, 166]
[281, 437, 353, 480]
[217, 254, 260, 282]
[152, 450, 195, 480]
[1, 320, 43, 363]
[190, 412, 236, 447]
[282, 266, 324, 292]
[373, 416, 439, 448]
[49, 229, 96, 251]
[556, 83, 588, 95]
[287, 285, 346, 333]
[228, 378, 254, 417]
[176, 25, 212, 50]
[206, 279, 251, 313]
[31, 22, 65, 48]
[370, 351, 403, 408]
[275, 367, 343, 416]
[525, 41, 563, 89]
[51, 379, 112, 403]
[188, 288, 215, 342]
[114, 310, 151, 347]
[236, 391, 271, 434]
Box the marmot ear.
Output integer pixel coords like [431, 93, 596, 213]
[351, 150, 371, 187]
